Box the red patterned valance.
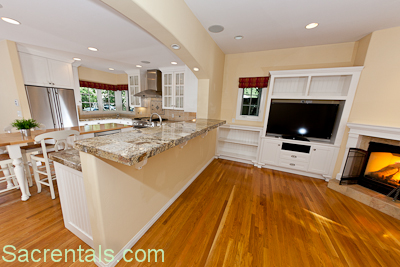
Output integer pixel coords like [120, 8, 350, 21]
[238, 76, 269, 88]
[79, 80, 128, 91]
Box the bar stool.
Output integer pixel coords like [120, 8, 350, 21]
[30, 130, 80, 199]
[0, 154, 19, 193]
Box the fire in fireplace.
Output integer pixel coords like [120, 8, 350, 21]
[364, 152, 400, 187]
[341, 142, 400, 196]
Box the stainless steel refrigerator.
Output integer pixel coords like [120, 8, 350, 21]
[25, 86, 79, 129]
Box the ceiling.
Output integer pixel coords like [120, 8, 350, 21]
[0, 0, 184, 73]
[185, 0, 400, 54]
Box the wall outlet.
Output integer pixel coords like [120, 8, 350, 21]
[17, 111, 22, 117]
[232, 118, 235, 123]
[14, 99, 19, 106]
[172, 114, 174, 118]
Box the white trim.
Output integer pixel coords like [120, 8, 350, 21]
[269, 66, 364, 76]
[94, 156, 216, 267]
[260, 164, 326, 180]
[236, 87, 267, 122]
[347, 123, 400, 141]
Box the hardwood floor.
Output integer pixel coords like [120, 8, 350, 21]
[1, 159, 400, 266]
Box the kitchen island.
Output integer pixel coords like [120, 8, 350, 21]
[50, 119, 225, 266]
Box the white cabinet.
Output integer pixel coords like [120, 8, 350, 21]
[162, 71, 184, 110]
[160, 65, 198, 112]
[127, 73, 141, 108]
[308, 145, 334, 175]
[19, 52, 74, 88]
[259, 139, 281, 165]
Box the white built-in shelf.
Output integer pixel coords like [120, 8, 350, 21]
[217, 125, 262, 164]
[218, 138, 259, 146]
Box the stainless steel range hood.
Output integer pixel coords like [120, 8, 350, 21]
[134, 69, 162, 98]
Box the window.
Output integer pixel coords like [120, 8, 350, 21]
[102, 90, 116, 111]
[241, 88, 262, 116]
[121, 91, 128, 111]
[80, 87, 98, 111]
[236, 87, 267, 122]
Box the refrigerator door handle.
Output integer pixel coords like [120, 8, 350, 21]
[54, 90, 64, 128]
[47, 89, 57, 128]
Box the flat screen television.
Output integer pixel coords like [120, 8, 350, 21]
[266, 101, 339, 141]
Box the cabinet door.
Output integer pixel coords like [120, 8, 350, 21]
[19, 53, 51, 87]
[308, 145, 334, 174]
[174, 72, 184, 110]
[162, 72, 173, 109]
[259, 139, 281, 165]
[129, 75, 141, 107]
[48, 59, 74, 89]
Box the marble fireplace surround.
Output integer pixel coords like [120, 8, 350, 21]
[328, 123, 400, 220]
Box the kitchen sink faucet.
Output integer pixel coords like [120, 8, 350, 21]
[150, 113, 162, 126]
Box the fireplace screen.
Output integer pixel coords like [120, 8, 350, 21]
[364, 152, 400, 187]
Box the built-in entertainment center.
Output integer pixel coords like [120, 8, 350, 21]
[256, 67, 364, 180]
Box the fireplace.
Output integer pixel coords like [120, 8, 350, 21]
[341, 142, 400, 195]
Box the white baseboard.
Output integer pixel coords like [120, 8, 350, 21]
[260, 164, 325, 180]
[95, 156, 216, 267]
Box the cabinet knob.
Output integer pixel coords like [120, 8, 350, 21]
[313, 149, 316, 151]
[290, 163, 295, 166]
[278, 144, 280, 147]
[291, 155, 297, 158]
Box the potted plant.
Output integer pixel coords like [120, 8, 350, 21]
[11, 118, 40, 137]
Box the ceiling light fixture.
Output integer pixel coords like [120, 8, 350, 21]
[88, 47, 98, 51]
[171, 44, 181, 50]
[193, 67, 199, 72]
[73, 58, 81, 61]
[208, 25, 224, 33]
[109, 68, 114, 71]
[305, 23, 319, 29]
[171, 61, 178, 65]
[1, 17, 21, 25]
[136, 65, 142, 68]
[141, 61, 150, 64]
[234, 36, 243, 40]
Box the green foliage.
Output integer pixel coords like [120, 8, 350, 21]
[11, 118, 40, 130]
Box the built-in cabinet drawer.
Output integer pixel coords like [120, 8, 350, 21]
[280, 150, 309, 163]
[279, 159, 309, 171]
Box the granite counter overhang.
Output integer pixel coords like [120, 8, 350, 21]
[73, 119, 226, 166]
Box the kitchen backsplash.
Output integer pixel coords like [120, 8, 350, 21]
[78, 98, 196, 121]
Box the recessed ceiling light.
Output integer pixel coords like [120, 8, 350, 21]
[1, 17, 20, 25]
[171, 61, 178, 65]
[305, 23, 319, 29]
[136, 65, 142, 68]
[171, 44, 181, 50]
[234, 36, 243, 40]
[88, 47, 98, 51]
[141, 61, 150, 64]
[109, 68, 114, 71]
[193, 67, 199, 72]
[208, 25, 224, 33]
[73, 57, 81, 61]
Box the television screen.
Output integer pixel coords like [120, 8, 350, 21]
[266, 102, 339, 140]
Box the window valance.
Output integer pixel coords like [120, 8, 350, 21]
[238, 76, 269, 88]
[79, 80, 128, 91]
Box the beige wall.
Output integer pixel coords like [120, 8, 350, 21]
[221, 42, 359, 127]
[332, 26, 400, 178]
[80, 130, 217, 256]
[0, 40, 31, 130]
[101, 0, 225, 119]
[78, 66, 127, 85]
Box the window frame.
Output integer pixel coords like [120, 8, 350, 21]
[80, 87, 99, 112]
[236, 87, 267, 122]
[101, 90, 116, 111]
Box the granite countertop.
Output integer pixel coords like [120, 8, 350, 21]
[74, 119, 226, 166]
[49, 149, 82, 172]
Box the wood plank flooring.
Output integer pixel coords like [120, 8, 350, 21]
[1, 159, 400, 266]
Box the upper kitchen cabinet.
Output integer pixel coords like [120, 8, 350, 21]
[19, 52, 74, 89]
[160, 66, 197, 112]
[126, 70, 141, 108]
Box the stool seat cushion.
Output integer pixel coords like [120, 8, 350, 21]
[20, 143, 53, 150]
[0, 154, 11, 161]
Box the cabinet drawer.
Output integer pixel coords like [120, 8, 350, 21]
[280, 150, 309, 163]
[279, 159, 308, 171]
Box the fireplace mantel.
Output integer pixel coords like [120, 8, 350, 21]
[347, 123, 400, 142]
[336, 123, 400, 180]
